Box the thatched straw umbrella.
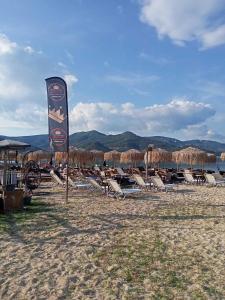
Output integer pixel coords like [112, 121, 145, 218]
[28, 150, 51, 164]
[0, 149, 31, 164]
[69, 148, 94, 167]
[17, 152, 25, 164]
[0, 150, 18, 162]
[90, 150, 104, 165]
[220, 152, 225, 161]
[55, 148, 94, 167]
[172, 147, 207, 170]
[120, 149, 144, 167]
[104, 150, 121, 167]
[55, 152, 68, 164]
[200, 153, 217, 170]
[144, 148, 172, 167]
[206, 153, 216, 164]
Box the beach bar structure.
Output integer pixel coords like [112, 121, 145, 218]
[0, 139, 30, 212]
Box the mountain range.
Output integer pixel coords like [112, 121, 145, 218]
[1, 131, 225, 155]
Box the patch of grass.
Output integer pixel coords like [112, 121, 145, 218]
[94, 233, 225, 299]
[0, 200, 55, 234]
[0, 214, 9, 233]
[203, 285, 224, 298]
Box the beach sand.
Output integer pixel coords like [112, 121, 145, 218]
[1, 183, 225, 299]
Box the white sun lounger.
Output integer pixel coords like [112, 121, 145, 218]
[88, 178, 106, 194]
[107, 178, 141, 199]
[205, 173, 225, 187]
[151, 176, 175, 192]
[133, 174, 151, 190]
[183, 173, 198, 184]
[50, 170, 65, 186]
[212, 173, 225, 182]
[116, 167, 128, 176]
[68, 176, 92, 189]
[100, 171, 106, 178]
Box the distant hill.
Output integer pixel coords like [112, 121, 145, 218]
[0, 130, 225, 155]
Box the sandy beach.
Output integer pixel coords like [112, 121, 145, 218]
[1, 183, 225, 299]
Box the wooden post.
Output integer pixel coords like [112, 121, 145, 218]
[3, 150, 8, 187]
[145, 150, 148, 182]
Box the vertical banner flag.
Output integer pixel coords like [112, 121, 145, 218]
[45, 77, 69, 153]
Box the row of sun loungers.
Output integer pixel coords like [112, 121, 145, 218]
[49, 168, 225, 201]
[183, 171, 225, 186]
[50, 170, 225, 198]
[50, 170, 177, 199]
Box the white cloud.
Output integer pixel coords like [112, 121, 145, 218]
[0, 32, 78, 135]
[139, 0, 225, 49]
[0, 63, 31, 99]
[69, 99, 215, 136]
[0, 104, 47, 136]
[0, 34, 17, 55]
[179, 124, 225, 142]
[0, 92, 219, 139]
[0, 33, 78, 104]
[24, 46, 35, 54]
[201, 24, 225, 49]
[64, 74, 78, 88]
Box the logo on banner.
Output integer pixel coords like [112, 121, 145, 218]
[50, 128, 67, 147]
[48, 107, 65, 123]
[48, 83, 65, 102]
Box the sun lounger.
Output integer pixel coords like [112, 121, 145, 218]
[100, 171, 106, 178]
[205, 173, 225, 187]
[50, 170, 92, 190]
[132, 174, 151, 190]
[116, 167, 128, 176]
[88, 178, 106, 194]
[183, 173, 198, 184]
[94, 166, 101, 172]
[107, 178, 141, 199]
[212, 173, 225, 182]
[50, 170, 65, 186]
[68, 176, 92, 189]
[150, 176, 175, 192]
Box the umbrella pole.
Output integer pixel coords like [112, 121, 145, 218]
[145, 150, 148, 181]
[3, 150, 7, 187]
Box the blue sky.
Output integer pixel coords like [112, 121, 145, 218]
[0, 0, 225, 141]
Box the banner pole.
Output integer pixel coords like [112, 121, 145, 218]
[65, 151, 69, 204]
[65, 78, 69, 204]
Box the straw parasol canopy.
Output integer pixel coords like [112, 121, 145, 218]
[0, 140, 30, 163]
[104, 150, 121, 166]
[0, 139, 30, 150]
[90, 150, 104, 164]
[69, 148, 94, 167]
[0, 150, 17, 161]
[55, 152, 68, 163]
[144, 148, 172, 165]
[27, 150, 51, 162]
[120, 149, 144, 166]
[221, 152, 225, 161]
[172, 147, 207, 167]
[55, 148, 94, 167]
[206, 153, 216, 164]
